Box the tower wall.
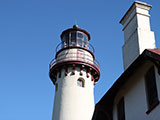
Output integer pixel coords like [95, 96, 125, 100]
[49, 25, 100, 120]
[52, 67, 95, 120]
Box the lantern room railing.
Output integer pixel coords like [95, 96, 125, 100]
[55, 39, 95, 53]
[49, 52, 100, 70]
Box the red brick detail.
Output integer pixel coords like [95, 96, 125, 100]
[49, 60, 100, 84]
[65, 66, 68, 76]
[86, 69, 89, 78]
[93, 81, 96, 85]
[80, 71, 83, 76]
[91, 75, 94, 81]
[80, 65, 83, 76]
[95, 77, 99, 81]
[72, 64, 75, 75]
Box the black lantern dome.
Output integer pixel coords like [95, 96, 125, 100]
[60, 25, 91, 49]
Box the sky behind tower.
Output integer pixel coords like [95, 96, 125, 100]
[0, 0, 160, 119]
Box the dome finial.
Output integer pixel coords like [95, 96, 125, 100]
[73, 24, 78, 28]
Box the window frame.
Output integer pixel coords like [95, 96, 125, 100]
[117, 97, 125, 120]
[77, 78, 85, 88]
[145, 66, 159, 114]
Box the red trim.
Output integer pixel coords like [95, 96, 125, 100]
[65, 65, 68, 76]
[72, 64, 75, 75]
[86, 73, 89, 78]
[49, 60, 100, 84]
[93, 81, 96, 85]
[95, 77, 99, 80]
[91, 76, 94, 81]
[80, 65, 85, 76]
[80, 72, 83, 76]
[86, 68, 89, 78]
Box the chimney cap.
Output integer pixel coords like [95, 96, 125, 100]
[120, 1, 152, 25]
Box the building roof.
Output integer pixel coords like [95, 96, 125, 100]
[92, 48, 160, 120]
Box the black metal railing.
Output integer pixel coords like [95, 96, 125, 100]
[55, 39, 95, 53]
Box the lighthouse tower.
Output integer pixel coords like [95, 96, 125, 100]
[49, 25, 100, 120]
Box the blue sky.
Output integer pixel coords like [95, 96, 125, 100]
[0, 0, 160, 119]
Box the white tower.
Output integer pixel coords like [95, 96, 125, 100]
[49, 25, 100, 120]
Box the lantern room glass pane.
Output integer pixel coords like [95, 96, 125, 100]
[77, 32, 83, 47]
[84, 34, 88, 41]
[61, 31, 89, 49]
[64, 34, 69, 41]
[78, 38, 83, 47]
[61, 40, 67, 48]
[61, 33, 69, 48]
[71, 32, 76, 39]
[78, 32, 83, 38]
[70, 32, 76, 46]
[84, 40, 89, 48]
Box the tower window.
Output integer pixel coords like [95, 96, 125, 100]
[77, 78, 85, 87]
[145, 66, 159, 113]
[117, 97, 125, 120]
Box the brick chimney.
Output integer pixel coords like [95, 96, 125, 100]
[120, 1, 156, 70]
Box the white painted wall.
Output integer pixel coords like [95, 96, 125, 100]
[113, 61, 160, 120]
[52, 67, 95, 120]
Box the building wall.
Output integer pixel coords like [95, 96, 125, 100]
[113, 61, 160, 120]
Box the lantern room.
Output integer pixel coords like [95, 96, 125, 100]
[49, 25, 100, 84]
[60, 24, 90, 49]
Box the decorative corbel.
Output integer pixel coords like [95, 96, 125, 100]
[64, 65, 68, 76]
[72, 64, 75, 75]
